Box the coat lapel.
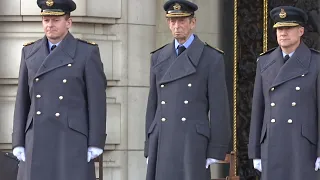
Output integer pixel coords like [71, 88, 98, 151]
[271, 42, 310, 87]
[154, 35, 204, 84]
[25, 37, 49, 73]
[35, 32, 76, 77]
[261, 47, 283, 87]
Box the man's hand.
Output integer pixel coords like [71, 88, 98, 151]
[315, 157, 320, 171]
[87, 147, 103, 162]
[205, 158, 219, 169]
[253, 159, 262, 172]
[13, 146, 25, 162]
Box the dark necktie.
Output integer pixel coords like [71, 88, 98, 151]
[51, 45, 57, 52]
[177, 45, 186, 56]
[283, 54, 290, 63]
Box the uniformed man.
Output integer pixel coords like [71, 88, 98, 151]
[144, 0, 231, 179]
[248, 6, 320, 180]
[11, 0, 107, 180]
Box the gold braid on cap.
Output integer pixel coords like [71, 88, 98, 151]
[40, 11, 65, 16]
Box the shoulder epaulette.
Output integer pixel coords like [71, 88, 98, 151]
[23, 41, 36, 47]
[311, 48, 320, 54]
[204, 42, 224, 54]
[77, 38, 97, 46]
[259, 47, 277, 56]
[150, 43, 168, 54]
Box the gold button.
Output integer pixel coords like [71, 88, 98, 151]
[271, 103, 275, 107]
[160, 84, 164, 88]
[161, 118, 166, 122]
[63, 79, 67, 83]
[36, 94, 41, 98]
[59, 96, 64, 100]
[271, 119, 276, 123]
[188, 83, 192, 87]
[55, 113, 60, 117]
[36, 111, 41, 115]
[161, 101, 166, 105]
[296, 87, 300, 91]
[292, 102, 296, 106]
[68, 64, 72, 67]
[35, 78, 39, 82]
[181, 117, 186, 121]
[271, 87, 275, 91]
[184, 100, 189, 104]
[288, 119, 293, 124]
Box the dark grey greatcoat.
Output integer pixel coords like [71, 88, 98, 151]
[12, 32, 107, 180]
[144, 35, 231, 180]
[248, 42, 320, 180]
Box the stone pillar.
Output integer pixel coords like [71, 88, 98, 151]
[0, 0, 156, 179]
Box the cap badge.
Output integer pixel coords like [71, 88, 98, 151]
[173, 3, 181, 10]
[279, 8, 287, 19]
[46, 0, 54, 7]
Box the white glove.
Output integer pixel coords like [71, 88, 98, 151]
[253, 159, 262, 172]
[87, 147, 103, 162]
[13, 146, 26, 162]
[315, 157, 320, 171]
[146, 157, 148, 164]
[205, 158, 219, 169]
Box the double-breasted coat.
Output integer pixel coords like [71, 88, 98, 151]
[248, 42, 320, 180]
[144, 35, 231, 180]
[12, 32, 107, 180]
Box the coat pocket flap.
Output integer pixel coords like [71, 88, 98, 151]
[24, 117, 33, 132]
[67, 118, 88, 137]
[301, 125, 316, 145]
[196, 124, 210, 139]
[147, 121, 157, 135]
[259, 125, 267, 143]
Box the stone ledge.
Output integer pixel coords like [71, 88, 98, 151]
[0, 16, 117, 24]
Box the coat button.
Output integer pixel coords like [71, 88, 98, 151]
[271, 102, 275, 107]
[271, 119, 276, 123]
[161, 118, 166, 122]
[55, 113, 60, 117]
[288, 119, 293, 124]
[68, 64, 72, 67]
[181, 117, 186, 121]
[301, 74, 305, 77]
[271, 87, 275, 91]
[63, 79, 67, 83]
[36, 111, 41, 115]
[296, 87, 300, 91]
[160, 84, 165, 88]
[35, 78, 39, 82]
[292, 102, 296, 106]
[36, 94, 41, 98]
[188, 83, 192, 87]
[184, 100, 189, 104]
[59, 96, 64, 100]
[161, 101, 166, 105]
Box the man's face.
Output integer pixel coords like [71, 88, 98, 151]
[42, 15, 72, 41]
[276, 26, 304, 48]
[167, 16, 196, 41]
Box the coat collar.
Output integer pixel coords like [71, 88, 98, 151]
[153, 35, 205, 84]
[261, 42, 310, 88]
[27, 32, 77, 78]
